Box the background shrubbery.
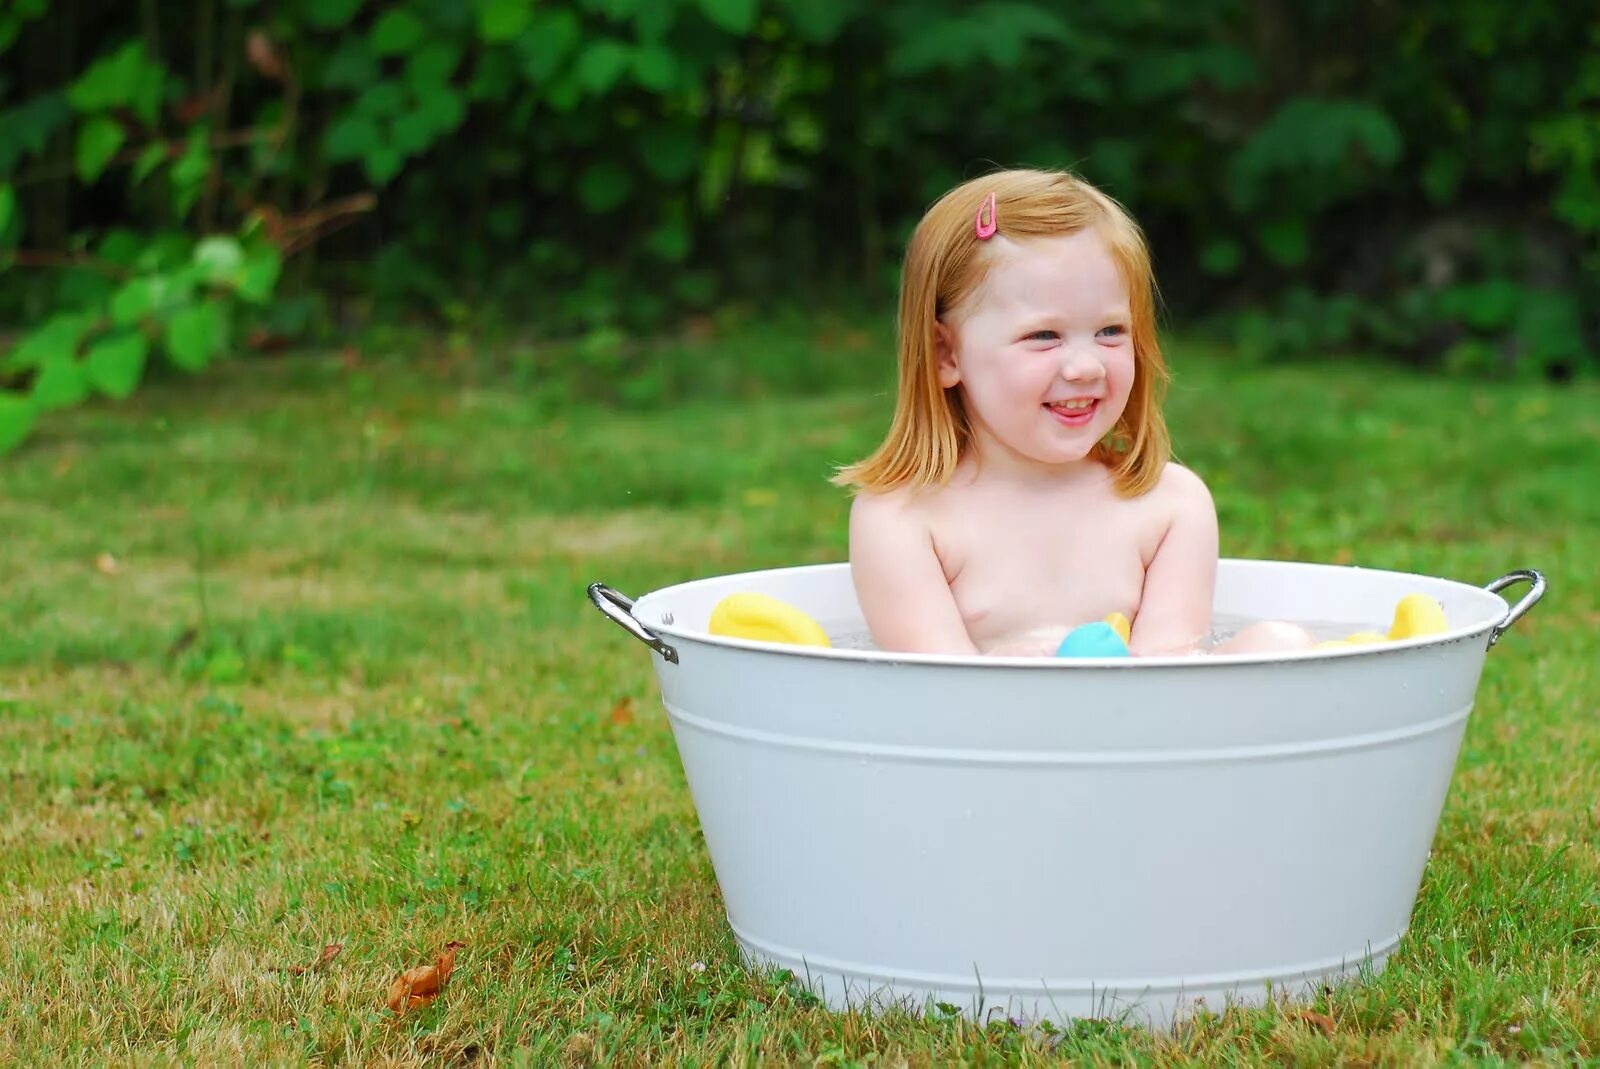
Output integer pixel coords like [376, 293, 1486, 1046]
[2, 0, 1597, 450]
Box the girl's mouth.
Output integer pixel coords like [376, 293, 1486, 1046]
[1044, 399, 1098, 426]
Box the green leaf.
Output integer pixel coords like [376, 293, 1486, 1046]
[779, 0, 858, 42]
[111, 273, 193, 324]
[406, 42, 461, 89]
[362, 144, 405, 185]
[1516, 290, 1585, 368]
[640, 125, 699, 181]
[3, 312, 93, 372]
[389, 111, 435, 156]
[32, 354, 90, 411]
[98, 229, 144, 267]
[1438, 280, 1520, 331]
[634, 2, 676, 40]
[75, 115, 125, 183]
[0, 93, 72, 174]
[672, 269, 716, 306]
[888, 6, 1071, 75]
[576, 40, 633, 95]
[85, 330, 149, 399]
[546, 75, 582, 113]
[67, 41, 166, 125]
[468, 48, 516, 100]
[645, 212, 691, 262]
[477, 0, 531, 42]
[698, 0, 759, 34]
[236, 246, 281, 304]
[165, 300, 227, 370]
[0, 183, 15, 241]
[1200, 238, 1242, 277]
[321, 41, 379, 88]
[110, 278, 158, 324]
[414, 87, 466, 136]
[578, 162, 633, 212]
[631, 44, 679, 93]
[132, 141, 168, 183]
[357, 81, 407, 118]
[136, 233, 194, 271]
[195, 236, 245, 286]
[520, 10, 580, 81]
[0, 394, 36, 454]
[171, 130, 211, 217]
[307, 0, 363, 29]
[371, 9, 426, 55]
[324, 112, 381, 162]
[1256, 219, 1308, 267]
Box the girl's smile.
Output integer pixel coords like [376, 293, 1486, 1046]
[1044, 397, 1101, 426]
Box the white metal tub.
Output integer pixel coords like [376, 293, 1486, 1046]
[589, 559, 1544, 1027]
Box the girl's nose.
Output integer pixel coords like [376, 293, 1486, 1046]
[1059, 346, 1106, 382]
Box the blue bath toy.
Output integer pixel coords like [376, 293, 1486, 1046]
[1055, 621, 1131, 658]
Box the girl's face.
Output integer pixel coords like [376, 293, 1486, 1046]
[936, 228, 1136, 474]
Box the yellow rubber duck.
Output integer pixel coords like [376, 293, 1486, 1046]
[1315, 595, 1448, 648]
[709, 593, 831, 648]
[1104, 612, 1132, 644]
[1388, 593, 1449, 640]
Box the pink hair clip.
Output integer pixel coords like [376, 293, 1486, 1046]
[974, 192, 997, 240]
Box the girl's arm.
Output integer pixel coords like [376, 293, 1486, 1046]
[848, 490, 980, 655]
[1129, 464, 1219, 656]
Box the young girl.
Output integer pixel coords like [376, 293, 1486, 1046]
[835, 169, 1313, 657]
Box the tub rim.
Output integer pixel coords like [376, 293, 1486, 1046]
[592, 560, 1544, 670]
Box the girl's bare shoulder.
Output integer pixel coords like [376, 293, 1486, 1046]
[849, 481, 948, 529]
[1145, 461, 1217, 521]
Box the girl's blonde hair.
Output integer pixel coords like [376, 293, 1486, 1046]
[834, 169, 1170, 497]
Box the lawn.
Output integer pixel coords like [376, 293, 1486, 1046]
[1, 333, 1597, 1066]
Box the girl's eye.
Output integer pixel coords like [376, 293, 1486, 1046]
[1024, 330, 1059, 342]
[1096, 325, 1128, 339]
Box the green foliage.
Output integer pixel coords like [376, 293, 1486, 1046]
[73, 115, 125, 183]
[1, 0, 1596, 456]
[1, 14, 288, 453]
[67, 40, 165, 124]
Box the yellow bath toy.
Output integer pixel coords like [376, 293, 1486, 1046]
[1388, 593, 1448, 640]
[1314, 630, 1386, 650]
[709, 593, 831, 648]
[1315, 595, 1448, 649]
[1104, 612, 1131, 644]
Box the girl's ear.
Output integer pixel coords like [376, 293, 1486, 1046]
[934, 321, 960, 388]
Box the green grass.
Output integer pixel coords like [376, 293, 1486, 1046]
[1, 334, 1597, 1066]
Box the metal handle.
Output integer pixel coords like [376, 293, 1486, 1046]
[1484, 569, 1546, 649]
[588, 582, 679, 664]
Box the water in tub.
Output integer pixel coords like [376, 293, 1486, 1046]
[824, 613, 1377, 653]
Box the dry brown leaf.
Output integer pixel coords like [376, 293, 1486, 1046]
[246, 29, 285, 80]
[285, 942, 343, 975]
[1293, 1009, 1335, 1035]
[386, 941, 466, 1014]
[246, 327, 292, 354]
[96, 553, 119, 575]
[610, 696, 635, 726]
[167, 626, 199, 660]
